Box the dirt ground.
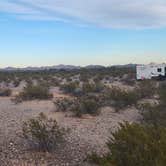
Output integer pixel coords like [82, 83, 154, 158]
[0, 85, 140, 166]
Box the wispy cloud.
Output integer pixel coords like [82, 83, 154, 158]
[0, 0, 166, 28]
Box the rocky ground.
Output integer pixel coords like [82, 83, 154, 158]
[0, 83, 140, 166]
[0, 96, 140, 166]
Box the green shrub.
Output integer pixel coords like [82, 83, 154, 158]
[89, 122, 166, 166]
[139, 103, 166, 127]
[54, 95, 101, 117]
[54, 97, 76, 112]
[104, 87, 139, 111]
[22, 113, 68, 152]
[73, 96, 101, 117]
[14, 84, 52, 102]
[82, 82, 104, 93]
[60, 81, 79, 95]
[0, 88, 11, 97]
[89, 92, 166, 166]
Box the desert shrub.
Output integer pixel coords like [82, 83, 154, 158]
[0, 88, 11, 96]
[82, 82, 104, 93]
[89, 122, 166, 166]
[82, 82, 96, 93]
[108, 122, 166, 166]
[60, 81, 79, 95]
[54, 95, 101, 117]
[136, 80, 156, 98]
[49, 77, 60, 86]
[93, 75, 103, 82]
[89, 90, 166, 166]
[66, 77, 72, 82]
[95, 82, 105, 93]
[79, 74, 89, 82]
[14, 84, 52, 102]
[22, 113, 68, 152]
[54, 97, 76, 112]
[72, 96, 101, 117]
[104, 87, 139, 111]
[138, 102, 166, 128]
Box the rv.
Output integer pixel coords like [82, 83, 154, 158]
[136, 64, 166, 80]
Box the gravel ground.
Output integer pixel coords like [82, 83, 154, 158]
[0, 96, 140, 166]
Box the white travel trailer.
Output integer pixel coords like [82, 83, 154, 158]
[136, 64, 166, 80]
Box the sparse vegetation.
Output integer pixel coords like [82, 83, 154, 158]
[1, 66, 165, 166]
[82, 82, 104, 93]
[54, 95, 101, 117]
[14, 84, 53, 102]
[88, 121, 166, 166]
[103, 87, 139, 111]
[122, 73, 136, 86]
[54, 97, 76, 112]
[22, 113, 68, 152]
[73, 96, 101, 117]
[136, 80, 156, 98]
[60, 81, 79, 95]
[88, 79, 166, 166]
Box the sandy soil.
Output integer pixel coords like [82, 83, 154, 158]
[0, 95, 139, 166]
[0, 82, 140, 166]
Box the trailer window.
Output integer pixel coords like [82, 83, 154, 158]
[157, 68, 162, 72]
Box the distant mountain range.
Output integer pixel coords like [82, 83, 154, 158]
[0, 64, 137, 71]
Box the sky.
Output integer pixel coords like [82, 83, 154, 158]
[0, 0, 166, 67]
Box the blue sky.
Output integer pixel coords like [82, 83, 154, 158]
[0, 0, 166, 67]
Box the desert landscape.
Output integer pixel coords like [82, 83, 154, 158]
[1, 1, 166, 165]
[0, 66, 164, 166]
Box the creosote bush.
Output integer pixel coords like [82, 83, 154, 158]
[82, 82, 104, 93]
[54, 95, 101, 117]
[54, 97, 76, 112]
[88, 122, 166, 166]
[104, 87, 139, 111]
[73, 96, 101, 117]
[14, 84, 53, 102]
[60, 81, 79, 95]
[23, 113, 68, 152]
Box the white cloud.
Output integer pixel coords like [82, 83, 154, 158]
[0, 0, 166, 28]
